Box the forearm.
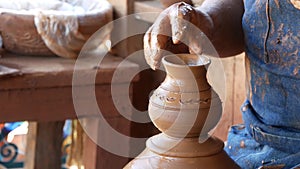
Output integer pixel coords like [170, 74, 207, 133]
[197, 0, 245, 57]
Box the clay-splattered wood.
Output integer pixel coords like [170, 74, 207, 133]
[0, 52, 139, 90]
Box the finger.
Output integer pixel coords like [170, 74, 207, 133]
[169, 3, 193, 44]
[150, 34, 169, 70]
[149, 16, 171, 69]
[144, 26, 156, 69]
[188, 32, 203, 54]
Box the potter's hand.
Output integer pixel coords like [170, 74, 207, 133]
[144, 2, 214, 70]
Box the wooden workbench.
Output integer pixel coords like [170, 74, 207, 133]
[0, 50, 140, 169]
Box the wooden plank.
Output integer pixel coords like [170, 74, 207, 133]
[80, 117, 132, 169]
[25, 121, 65, 169]
[134, 1, 163, 13]
[0, 84, 132, 122]
[211, 54, 246, 140]
[95, 117, 131, 169]
[24, 122, 37, 169]
[233, 54, 246, 125]
[35, 121, 64, 169]
[211, 57, 235, 141]
[134, 1, 163, 23]
[107, 0, 130, 18]
[82, 118, 100, 169]
[0, 52, 139, 90]
[107, 0, 133, 58]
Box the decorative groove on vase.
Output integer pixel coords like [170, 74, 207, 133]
[160, 86, 211, 93]
[179, 98, 211, 105]
[149, 101, 220, 111]
[150, 88, 219, 109]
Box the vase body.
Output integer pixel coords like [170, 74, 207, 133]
[149, 54, 221, 139]
[124, 54, 240, 169]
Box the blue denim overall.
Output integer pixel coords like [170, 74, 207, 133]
[225, 0, 300, 168]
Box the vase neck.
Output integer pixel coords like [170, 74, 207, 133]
[162, 54, 211, 92]
[162, 54, 210, 80]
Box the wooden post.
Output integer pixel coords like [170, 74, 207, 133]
[82, 118, 99, 169]
[81, 116, 132, 169]
[25, 121, 64, 169]
[24, 122, 37, 169]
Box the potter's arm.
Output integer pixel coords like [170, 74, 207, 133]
[199, 0, 245, 57]
[144, 0, 245, 70]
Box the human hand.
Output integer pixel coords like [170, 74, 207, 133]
[144, 2, 214, 70]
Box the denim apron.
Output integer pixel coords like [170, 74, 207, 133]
[225, 0, 300, 168]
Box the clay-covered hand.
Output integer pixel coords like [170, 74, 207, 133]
[144, 2, 214, 70]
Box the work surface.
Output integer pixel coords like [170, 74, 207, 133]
[0, 50, 139, 122]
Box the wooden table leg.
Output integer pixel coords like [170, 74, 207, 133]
[25, 121, 64, 169]
[82, 117, 131, 169]
[82, 118, 99, 169]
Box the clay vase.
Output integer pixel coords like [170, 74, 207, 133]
[124, 54, 240, 169]
[159, 0, 193, 8]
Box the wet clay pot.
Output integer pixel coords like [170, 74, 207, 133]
[149, 54, 221, 138]
[124, 54, 240, 169]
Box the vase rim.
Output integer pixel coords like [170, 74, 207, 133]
[162, 54, 211, 68]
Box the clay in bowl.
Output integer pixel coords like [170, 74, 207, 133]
[0, 0, 113, 58]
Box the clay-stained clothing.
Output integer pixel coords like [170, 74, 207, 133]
[225, 0, 300, 168]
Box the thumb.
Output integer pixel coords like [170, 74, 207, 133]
[169, 2, 193, 44]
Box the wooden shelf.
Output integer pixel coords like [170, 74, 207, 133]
[134, 1, 164, 23]
[0, 51, 139, 122]
[0, 51, 139, 90]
